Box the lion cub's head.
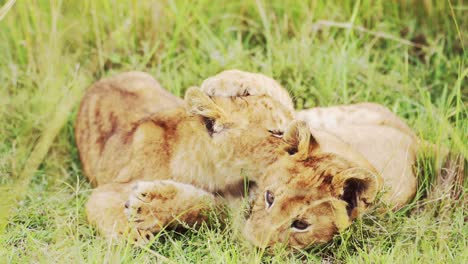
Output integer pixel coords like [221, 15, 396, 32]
[183, 86, 295, 181]
[244, 121, 383, 249]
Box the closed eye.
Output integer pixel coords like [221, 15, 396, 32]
[268, 129, 283, 138]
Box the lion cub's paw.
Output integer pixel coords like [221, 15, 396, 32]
[200, 69, 294, 110]
[124, 180, 214, 235]
[126, 228, 156, 245]
[124, 180, 179, 233]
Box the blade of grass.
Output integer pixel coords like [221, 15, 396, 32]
[0, 68, 84, 234]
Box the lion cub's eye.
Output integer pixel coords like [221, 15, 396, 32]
[268, 129, 283, 138]
[291, 220, 310, 231]
[203, 117, 215, 136]
[265, 190, 275, 208]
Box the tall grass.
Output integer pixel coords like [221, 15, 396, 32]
[0, 0, 466, 263]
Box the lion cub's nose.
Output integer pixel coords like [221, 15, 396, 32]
[124, 200, 130, 209]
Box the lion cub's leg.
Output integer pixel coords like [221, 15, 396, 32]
[124, 180, 215, 234]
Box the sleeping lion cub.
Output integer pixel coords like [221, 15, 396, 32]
[76, 71, 295, 242]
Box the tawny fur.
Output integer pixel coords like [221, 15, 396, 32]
[76, 70, 418, 249]
[203, 70, 418, 208]
[200, 69, 294, 110]
[296, 105, 418, 207]
[199, 70, 419, 249]
[243, 119, 417, 248]
[76, 71, 295, 242]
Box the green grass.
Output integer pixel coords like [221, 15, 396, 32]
[0, 0, 466, 263]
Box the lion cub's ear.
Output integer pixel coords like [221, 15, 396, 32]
[332, 169, 379, 219]
[184, 86, 230, 135]
[185, 86, 224, 119]
[282, 120, 317, 160]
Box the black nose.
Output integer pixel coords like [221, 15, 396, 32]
[124, 201, 130, 209]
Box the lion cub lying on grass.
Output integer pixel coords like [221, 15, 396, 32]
[76, 70, 418, 249]
[76, 71, 295, 242]
[202, 70, 418, 248]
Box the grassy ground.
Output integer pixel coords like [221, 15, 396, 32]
[0, 0, 466, 263]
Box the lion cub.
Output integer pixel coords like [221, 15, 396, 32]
[244, 111, 418, 249]
[77, 70, 418, 250]
[203, 70, 419, 249]
[75, 71, 295, 242]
